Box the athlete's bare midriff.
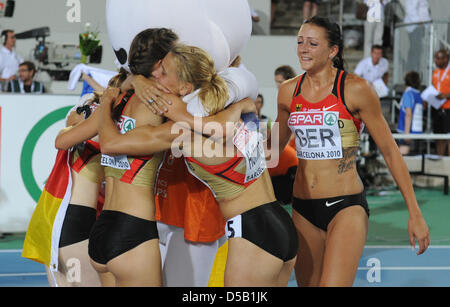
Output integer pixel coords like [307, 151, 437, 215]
[218, 170, 276, 220]
[293, 146, 364, 199]
[104, 177, 156, 221]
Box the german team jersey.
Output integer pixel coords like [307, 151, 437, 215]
[101, 91, 163, 187]
[288, 70, 363, 160]
[71, 140, 104, 184]
[184, 113, 266, 199]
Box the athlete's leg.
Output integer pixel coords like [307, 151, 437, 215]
[106, 239, 162, 287]
[98, 272, 115, 287]
[56, 204, 100, 286]
[58, 239, 101, 286]
[319, 206, 368, 286]
[224, 238, 285, 287]
[277, 257, 297, 286]
[292, 210, 327, 287]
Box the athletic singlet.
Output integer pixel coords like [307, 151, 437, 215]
[71, 140, 104, 184]
[102, 91, 163, 187]
[288, 70, 363, 160]
[184, 113, 266, 199]
[184, 155, 251, 199]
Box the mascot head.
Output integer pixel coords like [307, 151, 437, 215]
[106, 0, 252, 73]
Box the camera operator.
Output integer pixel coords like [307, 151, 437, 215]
[0, 29, 23, 91]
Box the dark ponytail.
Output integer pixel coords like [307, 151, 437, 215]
[304, 16, 345, 70]
[128, 28, 178, 77]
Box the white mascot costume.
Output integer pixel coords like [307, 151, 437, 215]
[106, 0, 258, 286]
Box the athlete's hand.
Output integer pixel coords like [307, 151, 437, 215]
[408, 214, 430, 255]
[66, 109, 84, 127]
[132, 75, 172, 115]
[238, 98, 257, 114]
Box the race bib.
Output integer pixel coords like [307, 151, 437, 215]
[288, 111, 343, 160]
[100, 115, 136, 170]
[233, 114, 266, 183]
[226, 215, 242, 239]
[100, 154, 131, 170]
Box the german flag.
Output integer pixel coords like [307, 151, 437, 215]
[22, 149, 72, 271]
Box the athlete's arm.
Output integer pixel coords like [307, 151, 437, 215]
[65, 109, 85, 127]
[163, 97, 257, 139]
[130, 73, 257, 138]
[346, 75, 430, 255]
[55, 107, 100, 150]
[98, 91, 187, 156]
[272, 78, 297, 154]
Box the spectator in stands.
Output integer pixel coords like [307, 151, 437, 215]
[250, 7, 260, 23]
[7, 61, 45, 94]
[274, 65, 296, 89]
[397, 71, 423, 155]
[0, 29, 23, 91]
[354, 45, 389, 84]
[431, 49, 450, 156]
[404, 0, 431, 73]
[303, 0, 320, 22]
[363, 0, 390, 58]
[255, 93, 272, 125]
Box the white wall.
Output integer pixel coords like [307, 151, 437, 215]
[241, 35, 303, 120]
[0, 94, 78, 232]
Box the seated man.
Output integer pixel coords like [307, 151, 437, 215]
[7, 61, 45, 93]
[354, 45, 389, 85]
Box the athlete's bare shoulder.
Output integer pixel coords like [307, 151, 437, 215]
[278, 75, 302, 107]
[343, 72, 378, 111]
[344, 73, 373, 94]
[130, 94, 163, 127]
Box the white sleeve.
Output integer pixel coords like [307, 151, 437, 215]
[381, 58, 389, 75]
[67, 64, 86, 91]
[0, 55, 4, 75]
[64, 93, 95, 123]
[220, 65, 258, 108]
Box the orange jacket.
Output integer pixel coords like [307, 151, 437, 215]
[432, 66, 450, 109]
[155, 152, 225, 243]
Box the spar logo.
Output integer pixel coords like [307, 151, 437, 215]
[20, 106, 73, 202]
[288, 112, 323, 126]
[122, 118, 135, 132]
[324, 113, 338, 126]
[117, 116, 135, 133]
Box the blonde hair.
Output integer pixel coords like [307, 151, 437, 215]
[169, 44, 229, 115]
